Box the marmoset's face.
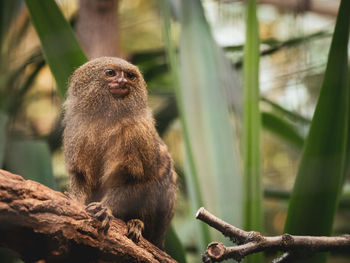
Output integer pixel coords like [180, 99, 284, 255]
[101, 64, 139, 99]
[66, 57, 148, 118]
[71, 57, 146, 99]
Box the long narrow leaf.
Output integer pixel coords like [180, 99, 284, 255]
[345, 67, 350, 182]
[165, 225, 187, 263]
[262, 112, 304, 149]
[243, 1, 263, 262]
[6, 57, 45, 115]
[284, 1, 350, 263]
[178, 0, 242, 245]
[161, 0, 210, 253]
[261, 97, 311, 125]
[25, 0, 87, 97]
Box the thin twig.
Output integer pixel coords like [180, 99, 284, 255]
[196, 207, 350, 262]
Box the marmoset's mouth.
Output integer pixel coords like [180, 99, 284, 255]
[108, 82, 131, 98]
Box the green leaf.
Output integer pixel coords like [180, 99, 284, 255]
[261, 97, 311, 125]
[165, 225, 187, 263]
[264, 187, 350, 210]
[5, 54, 45, 115]
[0, 111, 8, 168]
[345, 67, 350, 182]
[284, 1, 350, 263]
[160, 0, 211, 253]
[4, 139, 56, 189]
[178, 0, 242, 245]
[25, 0, 87, 97]
[243, 0, 263, 262]
[0, 0, 23, 50]
[262, 112, 304, 149]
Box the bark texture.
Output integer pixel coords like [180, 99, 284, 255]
[0, 169, 176, 263]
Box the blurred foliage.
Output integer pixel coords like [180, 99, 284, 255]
[243, 0, 263, 262]
[161, 0, 211, 255]
[25, 0, 87, 97]
[0, 1, 57, 262]
[284, 1, 350, 263]
[0, 0, 349, 263]
[261, 111, 304, 149]
[0, 112, 8, 167]
[5, 139, 56, 188]
[0, 0, 55, 185]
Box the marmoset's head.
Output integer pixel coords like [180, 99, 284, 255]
[65, 57, 148, 120]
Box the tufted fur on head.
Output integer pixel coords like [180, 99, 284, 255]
[63, 57, 148, 123]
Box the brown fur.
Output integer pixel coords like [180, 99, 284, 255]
[63, 57, 177, 248]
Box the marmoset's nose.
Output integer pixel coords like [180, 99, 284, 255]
[117, 72, 128, 84]
[114, 71, 128, 84]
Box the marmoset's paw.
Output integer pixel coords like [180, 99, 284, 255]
[63, 191, 74, 199]
[127, 219, 144, 243]
[86, 202, 113, 233]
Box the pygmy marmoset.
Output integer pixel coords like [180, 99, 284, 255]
[63, 57, 177, 249]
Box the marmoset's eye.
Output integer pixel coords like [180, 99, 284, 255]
[126, 72, 137, 80]
[104, 69, 116, 77]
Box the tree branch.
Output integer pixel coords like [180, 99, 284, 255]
[196, 207, 350, 262]
[0, 169, 176, 263]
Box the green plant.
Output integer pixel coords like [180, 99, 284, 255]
[243, 0, 263, 262]
[284, 1, 350, 263]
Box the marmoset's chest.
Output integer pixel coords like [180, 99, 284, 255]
[66, 118, 161, 181]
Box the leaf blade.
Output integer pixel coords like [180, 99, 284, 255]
[160, 0, 211, 252]
[262, 112, 304, 149]
[165, 225, 187, 263]
[25, 0, 87, 97]
[284, 1, 350, 262]
[243, 1, 263, 262]
[178, 0, 242, 243]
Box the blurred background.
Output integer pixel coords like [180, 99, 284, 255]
[0, 0, 349, 262]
